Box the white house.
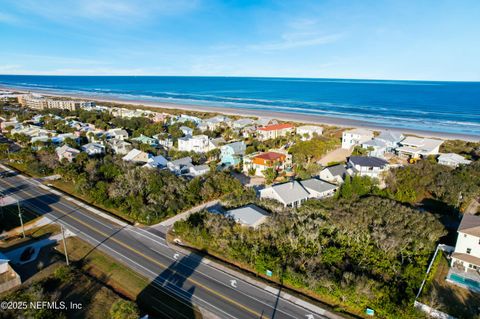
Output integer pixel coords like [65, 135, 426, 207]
[180, 126, 193, 137]
[451, 215, 480, 274]
[300, 178, 338, 199]
[188, 164, 210, 177]
[55, 145, 80, 162]
[296, 125, 323, 141]
[376, 131, 404, 151]
[396, 136, 443, 158]
[232, 118, 255, 129]
[178, 135, 213, 153]
[342, 128, 374, 149]
[438, 153, 472, 168]
[347, 156, 390, 179]
[81, 143, 105, 156]
[143, 155, 168, 169]
[319, 164, 349, 184]
[361, 139, 388, 158]
[108, 138, 132, 155]
[167, 157, 193, 175]
[122, 149, 150, 164]
[225, 204, 269, 229]
[259, 181, 310, 207]
[107, 128, 129, 140]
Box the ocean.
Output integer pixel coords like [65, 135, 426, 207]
[1, 75, 479, 136]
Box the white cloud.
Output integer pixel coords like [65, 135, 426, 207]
[248, 32, 343, 51]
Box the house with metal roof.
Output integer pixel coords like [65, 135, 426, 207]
[143, 155, 168, 169]
[300, 178, 338, 199]
[361, 138, 388, 158]
[220, 141, 246, 166]
[225, 204, 269, 229]
[438, 153, 472, 168]
[376, 131, 404, 151]
[81, 142, 105, 156]
[131, 134, 158, 146]
[122, 149, 151, 164]
[167, 157, 194, 175]
[259, 180, 310, 207]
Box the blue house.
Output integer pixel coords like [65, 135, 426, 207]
[220, 141, 246, 166]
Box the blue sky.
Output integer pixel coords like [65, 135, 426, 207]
[1, 0, 479, 80]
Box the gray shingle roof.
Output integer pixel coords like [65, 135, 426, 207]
[271, 181, 310, 205]
[349, 156, 389, 168]
[458, 214, 480, 237]
[300, 178, 338, 193]
[324, 164, 347, 177]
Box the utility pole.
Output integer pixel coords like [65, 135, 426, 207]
[61, 224, 70, 266]
[17, 200, 25, 238]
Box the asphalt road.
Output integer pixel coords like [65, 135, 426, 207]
[0, 169, 333, 319]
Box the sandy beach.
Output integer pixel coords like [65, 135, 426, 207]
[3, 86, 480, 142]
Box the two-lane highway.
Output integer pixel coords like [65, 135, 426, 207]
[0, 168, 336, 319]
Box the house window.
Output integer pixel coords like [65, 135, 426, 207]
[467, 248, 472, 254]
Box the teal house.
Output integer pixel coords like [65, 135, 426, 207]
[220, 141, 246, 166]
[131, 134, 158, 147]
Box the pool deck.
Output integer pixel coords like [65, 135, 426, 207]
[446, 266, 480, 292]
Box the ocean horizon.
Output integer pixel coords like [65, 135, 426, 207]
[1, 75, 480, 137]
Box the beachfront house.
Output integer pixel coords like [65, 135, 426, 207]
[243, 151, 291, 177]
[173, 114, 202, 126]
[256, 118, 278, 127]
[259, 181, 310, 207]
[199, 115, 232, 131]
[319, 164, 349, 184]
[300, 178, 338, 199]
[342, 128, 374, 149]
[232, 118, 255, 129]
[167, 157, 194, 175]
[56, 145, 80, 162]
[220, 141, 246, 167]
[131, 134, 158, 147]
[81, 143, 105, 156]
[296, 125, 324, 141]
[376, 131, 404, 151]
[396, 136, 443, 159]
[122, 149, 150, 164]
[224, 204, 270, 229]
[178, 135, 213, 153]
[257, 123, 295, 141]
[450, 215, 480, 285]
[107, 128, 129, 140]
[347, 156, 390, 179]
[108, 138, 132, 155]
[437, 153, 472, 168]
[361, 139, 388, 158]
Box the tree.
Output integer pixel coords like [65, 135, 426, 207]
[109, 300, 140, 319]
[263, 167, 277, 184]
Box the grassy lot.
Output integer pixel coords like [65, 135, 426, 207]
[0, 223, 60, 250]
[49, 179, 135, 224]
[0, 261, 129, 319]
[419, 251, 480, 318]
[57, 236, 203, 318]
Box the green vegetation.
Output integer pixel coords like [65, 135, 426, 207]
[109, 300, 140, 319]
[440, 139, 480, 160]
[0, 263, 129, 319]
[384, 160, 480, 212]
[175, 196, 443, 318]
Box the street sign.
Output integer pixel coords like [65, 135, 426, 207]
[266, 270, 272, 277]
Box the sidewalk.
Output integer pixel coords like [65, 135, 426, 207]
[150, 199, 220, 230]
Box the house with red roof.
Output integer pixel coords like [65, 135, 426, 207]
[243, 151, 291, 177]
[257, 123, 295, 141]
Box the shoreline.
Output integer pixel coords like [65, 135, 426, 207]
[3, 85, 480, 141]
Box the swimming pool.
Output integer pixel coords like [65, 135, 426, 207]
[448, 273, 480, 291]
